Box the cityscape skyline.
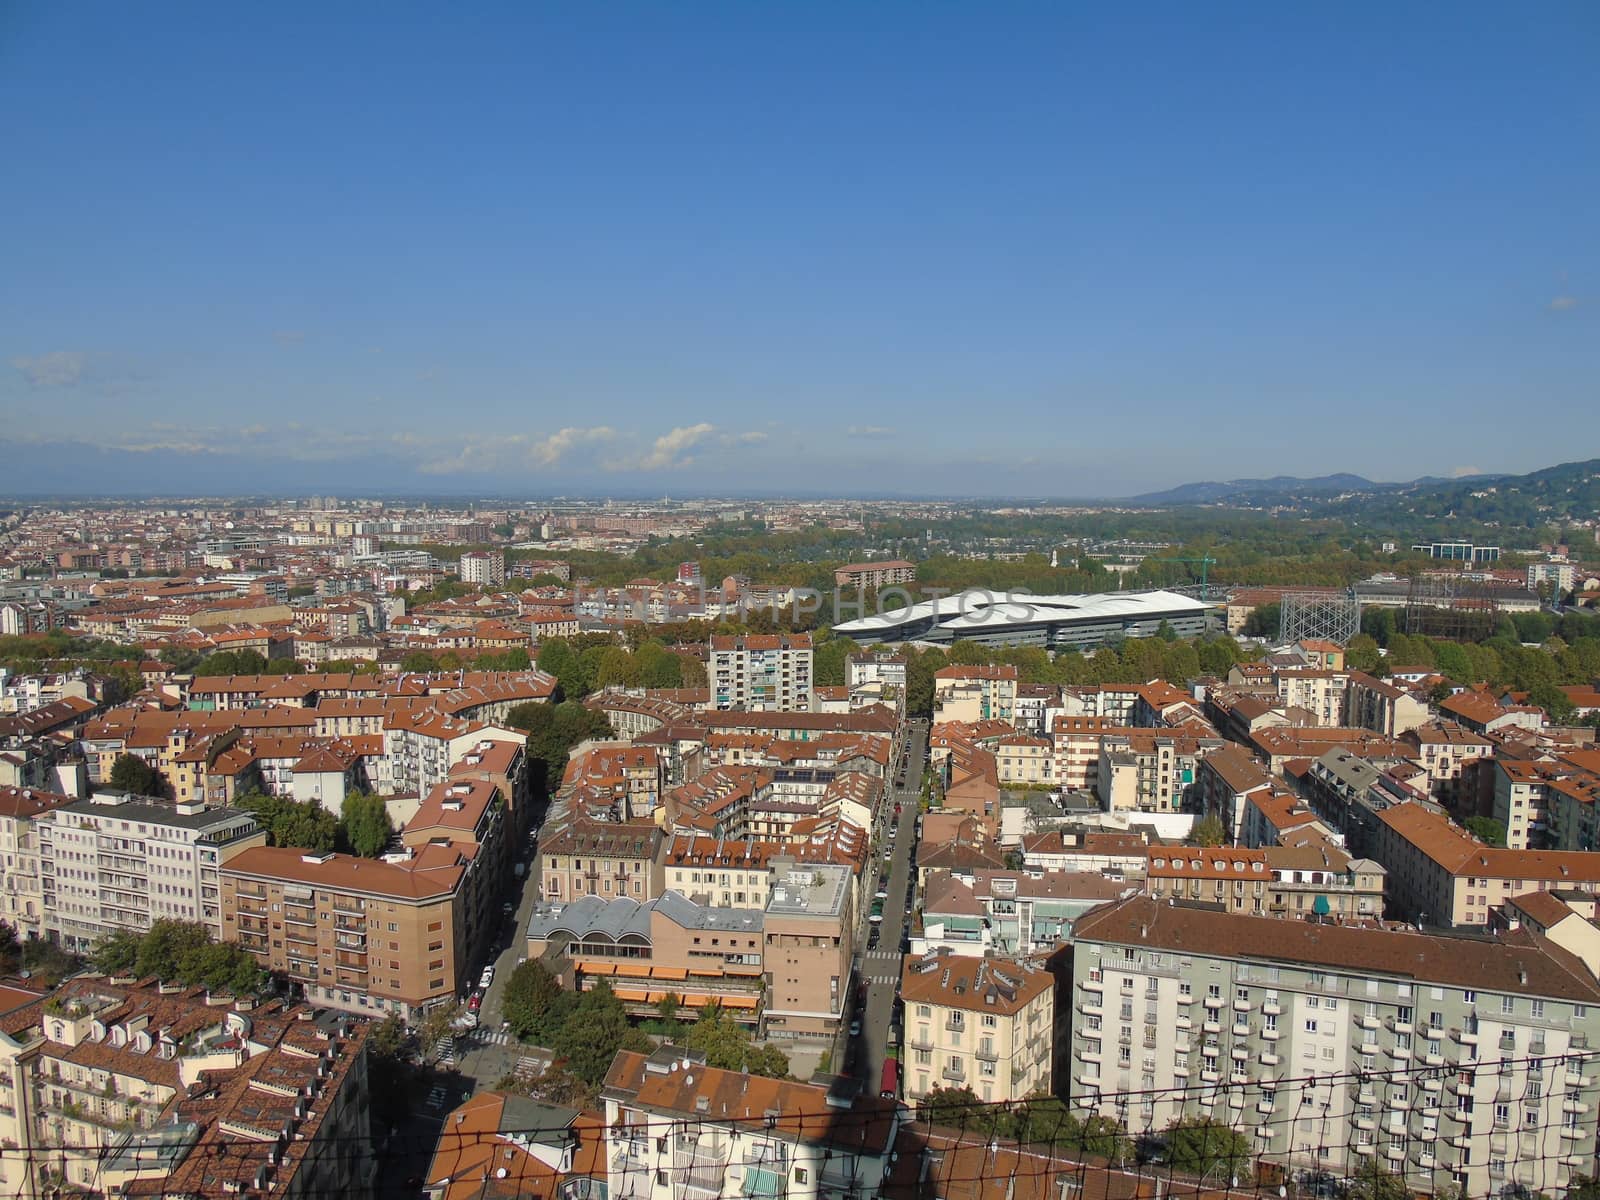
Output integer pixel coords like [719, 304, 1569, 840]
[4, 4, 1597, 495]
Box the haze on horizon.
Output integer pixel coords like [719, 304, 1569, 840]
[2, 3, 1596, 497]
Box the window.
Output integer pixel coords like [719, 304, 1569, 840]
[1304, 1019, 1319, 1034]
[1501, 995, 1516, 1015]
[1531, 1000, 1545, 1019]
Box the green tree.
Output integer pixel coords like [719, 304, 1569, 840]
[1164, 1116, 1251, 1177]
[503, 959, 566, 1042]
[682, 1002, 752, 1070]
[536, 639, 589, 699]
[1464, 816, 1507, 847]
[91, 930, 142, 976]
[400, 650, 438, 672]
[1345, 633, 1382, 673]
[134, 920, 213, 980]
[1346, 1160, 1409, 1200]
[236, 792, 340, 852]
[744, 1043, 791, 1079]
[109, 753, 163, 797]
[552, 982, 650, 1084]
[1188, 815, 1228, 847]
[0, 920, 21, 976]
[341, 792, 393, 858]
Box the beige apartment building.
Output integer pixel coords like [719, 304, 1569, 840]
[0, 977, 372, 1200]
[539, 818, 663, 903]
[1343, 671, 1431, 737]
[933, 665, 1018, 724]
[1142, 845, 1386, 919]
[899, 950, 1054, 1105]
[0, 785, 73, 941]
[762, 864, 854, 1042]
[1374, 802, 1600, 928]
[221, 844, 469, 1018]
[994, 733, 1053, 785]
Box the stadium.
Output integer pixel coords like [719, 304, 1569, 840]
[832, 588, 1215, 650]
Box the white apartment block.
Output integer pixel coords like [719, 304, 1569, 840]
[709, 634, 813, 712]
[1070, 897, 1600, 1199]
[36, 793, 266, 951]
[459, 550, 506, 587]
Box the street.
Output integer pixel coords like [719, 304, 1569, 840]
[833, 717, 929, 1095]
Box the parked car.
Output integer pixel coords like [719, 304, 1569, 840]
[479, 965, 495, 989]
[849, 1018, 862, 1037]
[467, 992, 483, 1012]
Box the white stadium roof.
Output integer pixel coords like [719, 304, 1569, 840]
[833, 588, 1211, 638]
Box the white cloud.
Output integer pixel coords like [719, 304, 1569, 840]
[10, 351, 87, 387]
[847, 424, 895, 438]
[637, 423, 716, 470]
[721, 430, 767, 446]
[1450, 465, 1483, 478]
[1549, 295, 1581, 312]
[529, 426, 616, 467]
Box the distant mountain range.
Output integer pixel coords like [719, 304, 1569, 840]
[1128, 473, 1385, 505]
[1127, 459, 1600, 530]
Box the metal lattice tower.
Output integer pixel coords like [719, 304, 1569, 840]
[1278, 589, 1362, 646]
[1403, 572, 1502, 641]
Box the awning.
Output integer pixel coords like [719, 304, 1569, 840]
[577, 961, 615, 976]
[651, 966, 689, 980]
[612, 963, 652, 978]
[613, 988, 650, 1002]
[718, 995, 759, 1010]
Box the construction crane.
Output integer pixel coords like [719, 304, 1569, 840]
[1156, 554, 1219, 601]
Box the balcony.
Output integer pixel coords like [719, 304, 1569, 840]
[1355, 1014, 1381, 1031]
[1261, 1000, 1281, 1016]
[1203, 995, 1224, 1011]
[1260, 1052, 1280, 1067]
[942, 1064, 967, 1083]
[1561, 1125, 1586, 1141]
[1388, 1018, 1414, 1036]
[1453, 1025, 1479, 1046]
[1389, 1046, 1412, 1062]
[1256, 1099, 1274, 1116]
[1082, 976, 1104, 994]
[1420, 1023, 1444, 1040]
[1200, 1069, 1220, 1084]
[944, 1016, 966, 1033]
[1566, 1069, 1592, 1088]
[1564, 1099, 1590, 1115]
[1075, 1046, 1102, 1063]
[975, 1045, 999, 1062]
[1231, 1022, 1250, 1038]
[1202, 1020, 1221, 1035]
[1260, 1027, 1280, 1041]
[1077, 999, 1103, 1016]
[1423, 1051, 1445, 1067]
[1383, 1146, 1405, 1164]
[1174, 1013, 1192, 1031]
[1232, 999, 1251, 1013]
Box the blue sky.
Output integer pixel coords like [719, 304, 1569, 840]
[2, 3, 1596, 496]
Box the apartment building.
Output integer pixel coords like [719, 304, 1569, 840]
[383, 709, 525, 798]
[1069, 895, 1600, 1198]
[602, 1046, 899, 1200]
[1273, 668, 1350, 727]
[917, 869, 1130, 958]
[0, 978, 372, 1200]
[994, 733, 1053, 786]
[1374, 802, 1600, 928]
[899, 950, 1054, 1105]
[37, 794, 267, 951]
[1400, 723, 1494, 803]
[1142, 844, 1386, 920]
[846, 649, 907, 693]
[458, 550, 506, 587]
[709, 633, 814, 712]
[526, 891, 767, 1020]
[539, 818, 663, 904]
[933, 665, 1018, 724]
[1096, 731, 1224, 814]
[762, 864, 855, 1041]
[1344, 671, 1431, 738]
[221, 844, 471, 1018]
[1494, 759, 1600, 851]
[833, 559, 917, 589]
[0, 785, 73, 941]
